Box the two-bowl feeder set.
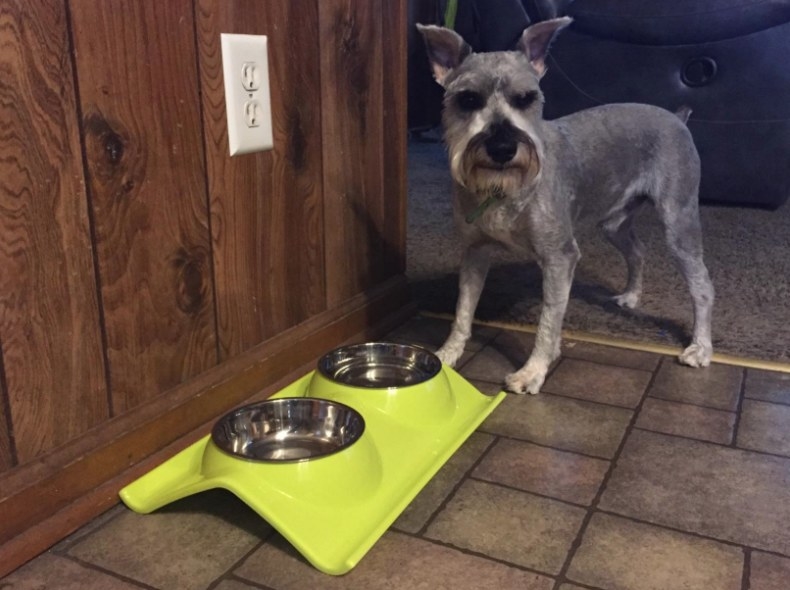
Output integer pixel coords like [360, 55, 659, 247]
[120, 342, 506, 575]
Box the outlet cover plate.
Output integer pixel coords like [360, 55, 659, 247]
[220, 33, 273, 156]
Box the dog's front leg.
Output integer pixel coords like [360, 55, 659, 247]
[506, 243, 580, 394]
[436, 243, 491, 367]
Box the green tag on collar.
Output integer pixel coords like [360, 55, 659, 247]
[465, 190, 505, 224]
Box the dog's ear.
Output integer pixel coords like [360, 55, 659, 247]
[516, 17, 572, 78]
[416, 24, 472, 87]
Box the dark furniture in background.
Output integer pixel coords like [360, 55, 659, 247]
[409, 0, 790, 209]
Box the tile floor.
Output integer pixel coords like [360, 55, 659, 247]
[5, 315, 790, 590]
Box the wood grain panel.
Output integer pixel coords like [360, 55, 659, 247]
[196, 0, 326, 359]
[0, 0, 107, 463]
[69, 0, 217, 413]
[0, 276, 411, 553]
[320, 0, 388, 306]
[0, 360, 13, 470]
[382, 0, 408, 275]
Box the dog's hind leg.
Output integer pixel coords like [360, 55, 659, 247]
[655, 196, 714, 367]
[505, 239, 581, 394]
[436, 243, 491, 367]
[600, 195, 648, 309]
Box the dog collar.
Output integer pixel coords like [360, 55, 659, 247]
[465, 190, 505, 224]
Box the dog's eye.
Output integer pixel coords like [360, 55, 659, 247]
[455, 91, 485, 112]
[511, 91, 538, 110]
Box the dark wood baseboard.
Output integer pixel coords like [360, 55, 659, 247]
[0, 277, 415, 578]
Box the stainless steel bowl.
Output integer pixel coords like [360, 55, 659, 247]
[317, 343, 442, 388]
[212, 398, 365, 462]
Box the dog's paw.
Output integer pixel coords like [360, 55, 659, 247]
[504, 366, 547, 395]
[613, 291, 640, 309]
[436, 345, 463, 368]
[679, 342, 712, 368]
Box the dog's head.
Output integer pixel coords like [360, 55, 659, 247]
[417, 18, 572, 198]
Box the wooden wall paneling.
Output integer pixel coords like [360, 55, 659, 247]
[0, 361, 13, 470]
[0, 0, 108, 464]
[69, 0, 217, 414]
[320, 0, 389, 306]
[0, 275, 412, 573]
[196, 0, 326, 359]
[382, 0, 408, 274]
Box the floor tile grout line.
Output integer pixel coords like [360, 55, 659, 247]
[468, 368, 740, 414]
[633, 425, 732, 447]
[479, 414, 790, 464]
[60, 553, 159, 590]
[474, 431, 613, 462]
[398, 529, 559, 580]
[595, 507, 790, 561]
[538, 388, 641, 411]
[205, 536, 270, 590]
[225, 573, 277, 590]
[633, 425, 790, 461]
[475, 425, 615, 460]
[642, 395, 738, 416]
[648, 391, 739, 413]
[468, 474, 592, 509]
[412, 433, 501, 538]
[549, 355, 664, 590]
[52, 506, 128, 556]
[742, 547, 752, 590]
[731, 367, 748, 447]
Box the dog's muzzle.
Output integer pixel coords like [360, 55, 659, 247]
[456, 118, 541, 196]
[484, 121, 519, 164]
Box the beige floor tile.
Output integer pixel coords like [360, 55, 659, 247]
[394, 432, 494, 533]
[492, 332, 660, 372]
[213, 579, 261, 590]
[600, 429, 790, 554]
[473, 438, 609, 506]
[745, 369, 790, 405]
[567, 513, 743, 590]
[737, 399, 790, 456]
[543, 359, 651, 408]
[750, 551, 790, 590]
[1, 554, 140, 590]
[235, 531, 554, 590]
[470, 378, 508, 395]
[648, 361, 742, 410]
[54, 505, 126, 552]
[66, 490, 270, 590]
[459, 345, 528, 383]
[481, 393, 632, 459]
[490, 330, 537, 355]
[635, 397, 735, 444]
[425, 479, 586, 574]
[561, 341, 661, 371]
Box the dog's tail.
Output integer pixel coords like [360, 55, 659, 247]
[674, 105, 693, 124]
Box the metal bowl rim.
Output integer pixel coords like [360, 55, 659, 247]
[211, 397, 366, 463]
[316, 342, 442, 389]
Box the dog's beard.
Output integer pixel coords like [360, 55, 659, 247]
[448, 134, 541, 199]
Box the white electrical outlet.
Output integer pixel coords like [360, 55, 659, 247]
[220, 33, 273, 156]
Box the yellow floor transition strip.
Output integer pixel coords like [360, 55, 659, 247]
[419, 311, 790, 374]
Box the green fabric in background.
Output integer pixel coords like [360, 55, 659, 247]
[443, 0, 458, 29]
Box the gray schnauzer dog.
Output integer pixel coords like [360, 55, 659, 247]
[417, 17, 714, 394]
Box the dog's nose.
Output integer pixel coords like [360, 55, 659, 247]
[485, 138, 517, 164]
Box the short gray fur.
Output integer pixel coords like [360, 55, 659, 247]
[417, 18, 714, 394]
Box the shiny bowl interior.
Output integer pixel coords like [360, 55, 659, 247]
[212, 398, 365, 462]
[317, 342, 442, 389]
